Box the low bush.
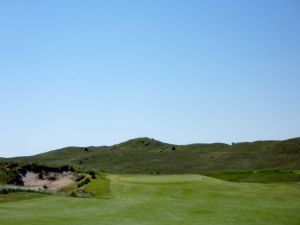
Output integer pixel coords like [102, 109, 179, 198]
[85, 178, 91, 184]
[70, 191, 77, 197]
[77, 178, 91, 188]
[76, 174, 86, 182]
[1, 188, 9, 194]
[88, 171, 96, 179]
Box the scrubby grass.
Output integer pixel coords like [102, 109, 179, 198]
[0, 174, 299, 225]
[60, 173, 112, 198]
[0, 164, 23, 185]
[2, 137, 299, 177]
[210, 169, 300, 182]
[0, 185, 40, 193]
[0, 169, 9, 184]
[83, 173, 112, 198]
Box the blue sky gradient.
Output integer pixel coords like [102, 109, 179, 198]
[0, 0, 300, 157]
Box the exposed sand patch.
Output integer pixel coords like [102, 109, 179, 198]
[22, 171, 74, 192]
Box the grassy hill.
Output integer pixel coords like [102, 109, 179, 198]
[1, 137, 300, 177]
[0, 174, 299, 225]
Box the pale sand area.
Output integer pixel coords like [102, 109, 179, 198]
[22, 171, 74, 191]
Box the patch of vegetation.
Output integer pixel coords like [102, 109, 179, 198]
[19, 163, 74, 175]
[83, 173, 112, 198]
[75, 174, 86, 182]
[0, 162, 23, 185]
[77, 178, 91, 188]
[0, 162, 77, 187]
[0, 187, 39, 194]
[70, 190, 78, 197]
[210, 169, 300, 183]
[87, 170, 96, 179]
[60, 172, 93, 198]
[0, 166, 9, 184]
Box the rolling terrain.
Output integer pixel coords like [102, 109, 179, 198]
[1, 137, 300, 225]
[1, 137, 300, 177]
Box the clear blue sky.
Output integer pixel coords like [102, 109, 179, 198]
[0, 1, 300, 157]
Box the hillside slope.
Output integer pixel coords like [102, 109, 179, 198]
[1, 137, 300, 175]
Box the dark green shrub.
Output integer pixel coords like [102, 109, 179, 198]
[88, 171, 96, 179]
[84, 178, 91, 184]
[1, 188, 9, 194]
[76, 174, 86, 182]
[70, 191, 77, 197]
[77, 177, 91, 188]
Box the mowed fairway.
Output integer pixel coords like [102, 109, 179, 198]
[1, 174, 300, 225]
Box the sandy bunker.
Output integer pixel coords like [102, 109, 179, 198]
[22, 171, 74, 191]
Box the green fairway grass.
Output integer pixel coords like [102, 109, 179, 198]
[0, 174, 299, 225]
[0, 192, 45, 204]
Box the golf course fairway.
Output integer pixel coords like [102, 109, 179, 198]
[1, 174, 299, 225]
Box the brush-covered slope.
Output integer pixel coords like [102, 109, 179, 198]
[2, 137, 300, 175]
